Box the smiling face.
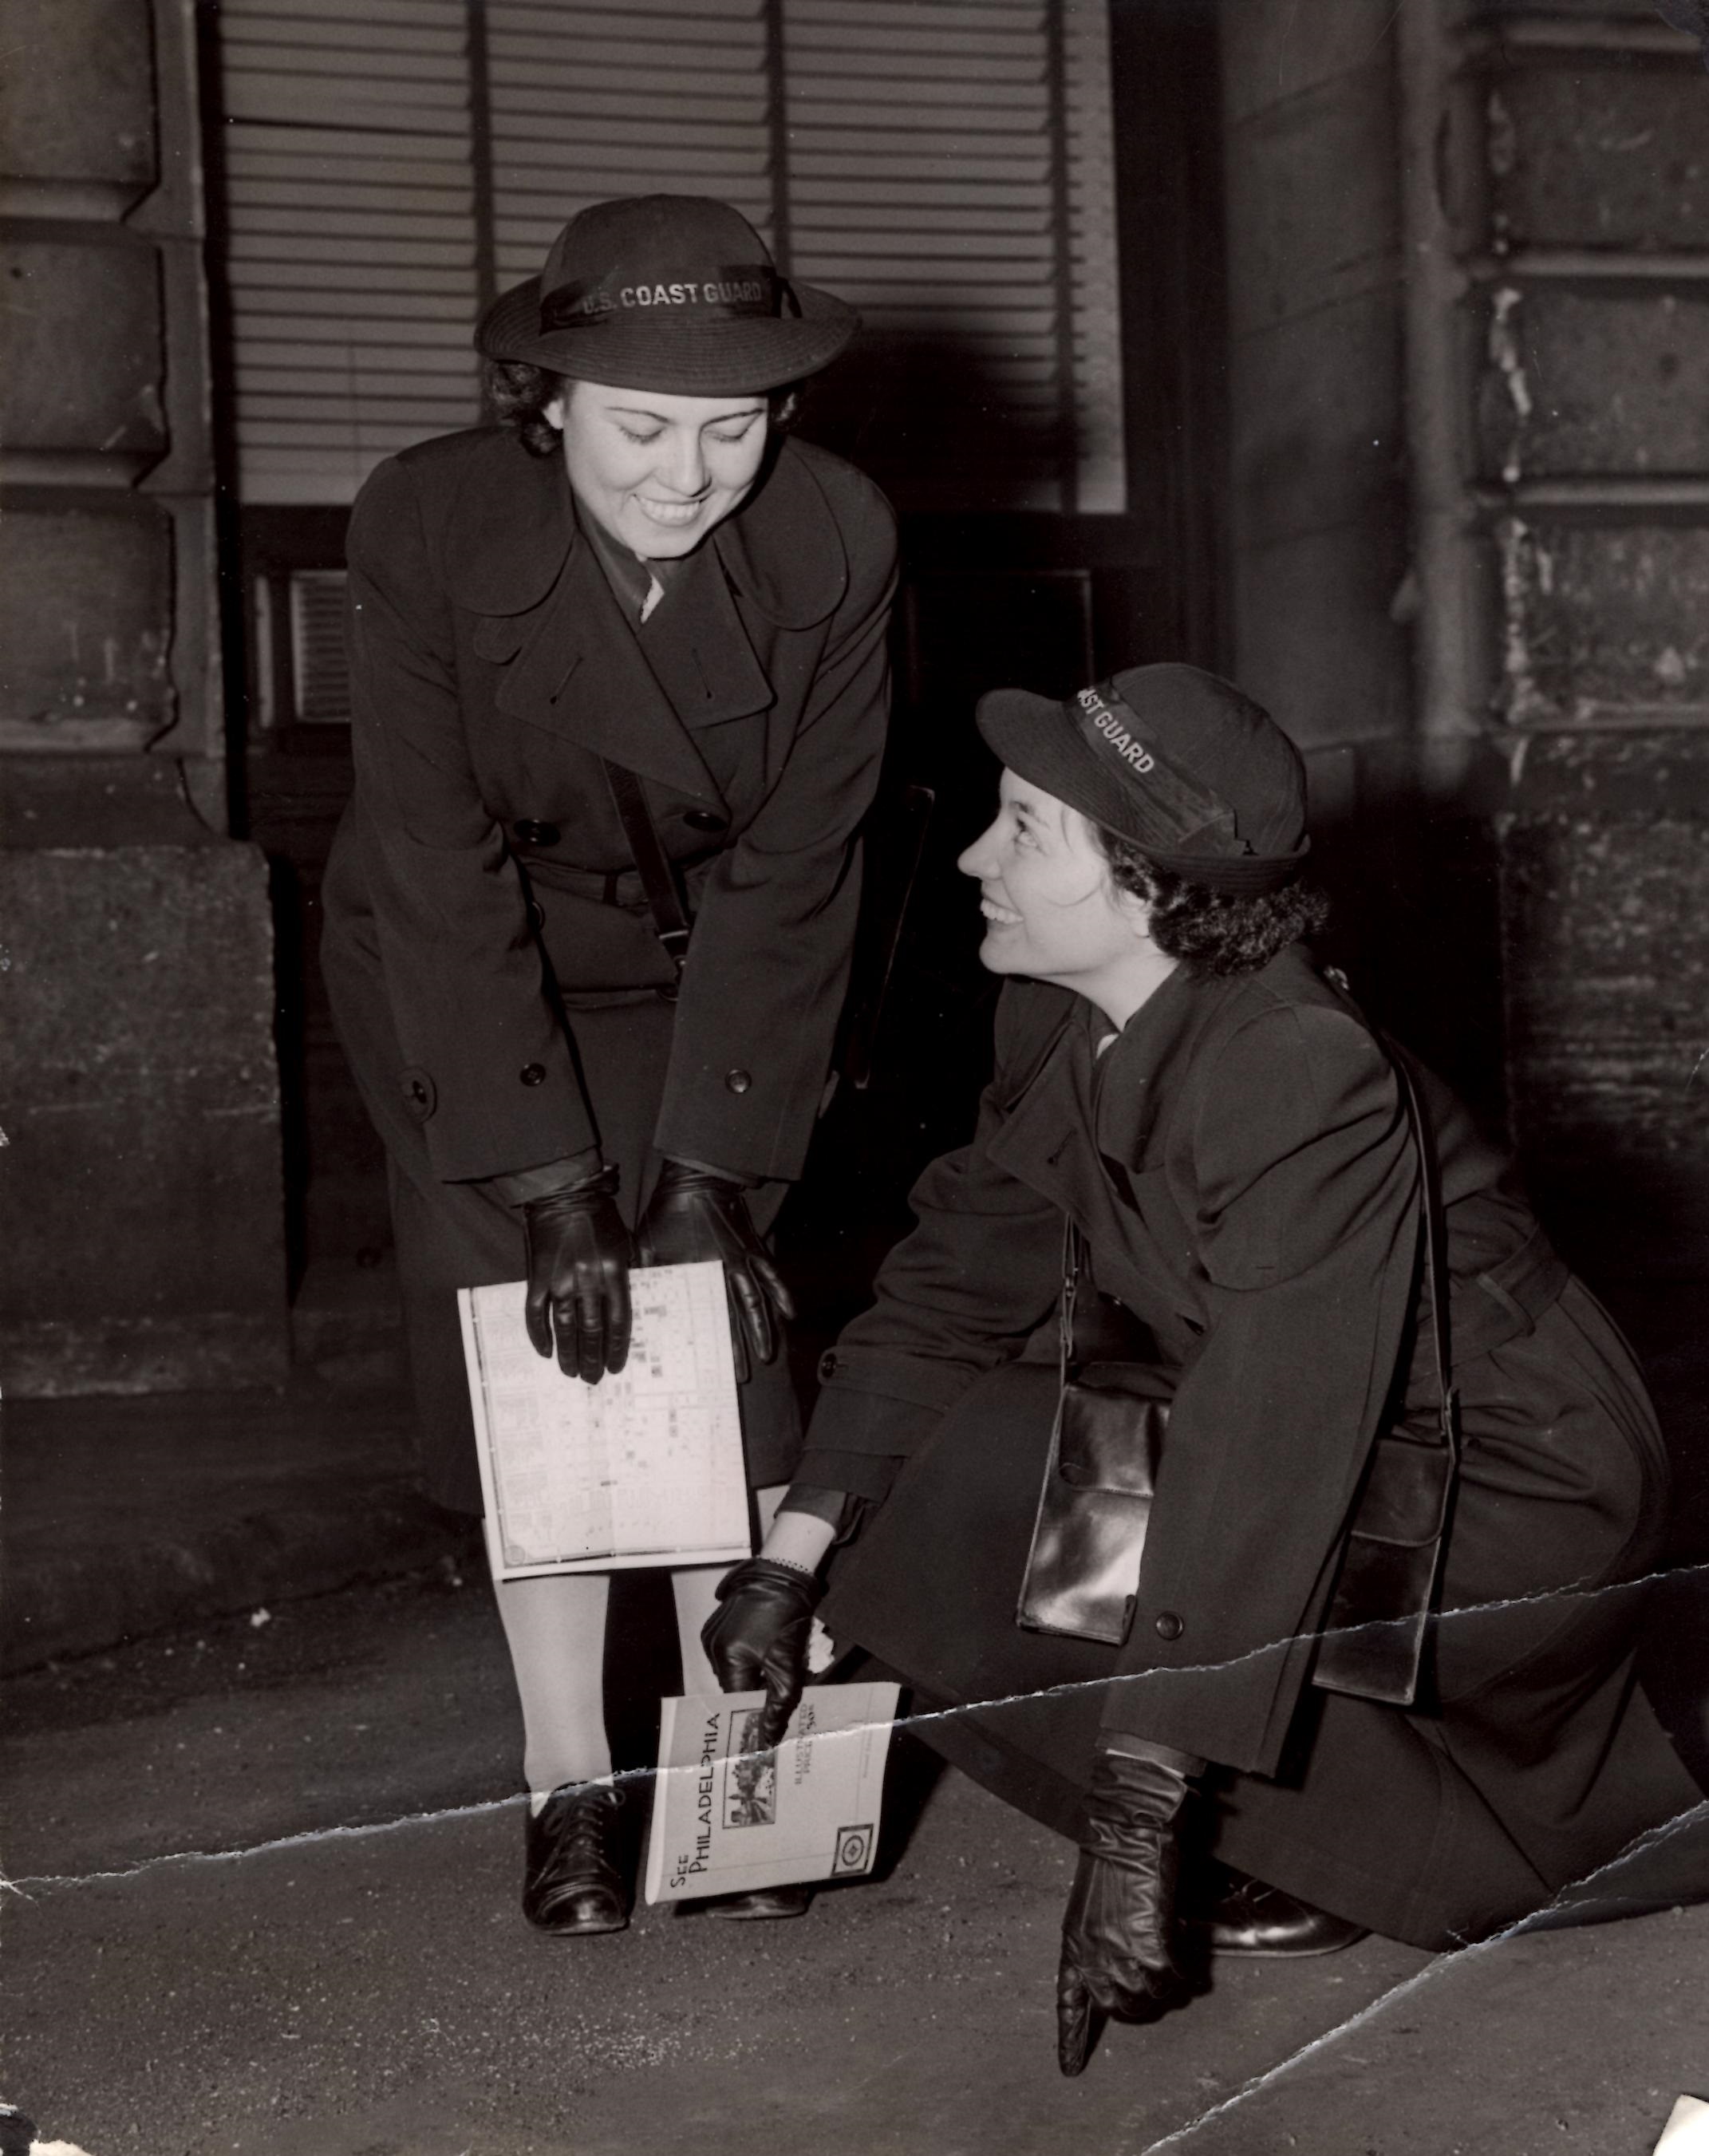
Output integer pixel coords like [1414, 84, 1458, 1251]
[957, 769, 1171, 1024]
[547, 379, 769, 557]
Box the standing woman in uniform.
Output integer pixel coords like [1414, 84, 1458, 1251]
[321, 196, 897, 1936]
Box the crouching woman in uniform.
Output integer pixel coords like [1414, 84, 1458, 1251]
[320, 195, 897, 1937]
[704, 665, 1699, 2071]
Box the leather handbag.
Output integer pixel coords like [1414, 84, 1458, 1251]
[1015, 1221, 1167, 1647]
[1015, 1028, 1460, 1705]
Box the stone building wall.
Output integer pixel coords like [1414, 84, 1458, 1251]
[1218, 0, 1413, 757]
[1217, 0, 1510, 1118]
[0, 0, 287, 1392]
[1468, 1, 1709, 1282]
[1220, 0, 1709, 1288]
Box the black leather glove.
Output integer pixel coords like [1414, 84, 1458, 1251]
[701, 1557, 823, 1748]
[521, 1165, 633, 1385]
[637, 1161, 795, 1371]
[1056, 1749, 1192, 2077]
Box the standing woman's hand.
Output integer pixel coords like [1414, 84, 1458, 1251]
[637, 1160, 795, 1369]
[520, 1164, 633, 1384]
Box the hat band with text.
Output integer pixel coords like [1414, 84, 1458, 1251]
[539, 263, 780, 332]
[1071, 683, 1242, 851]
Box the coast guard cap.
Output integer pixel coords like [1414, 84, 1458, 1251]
[976, 664, 1310, 894]
[476, 194, 858, 393]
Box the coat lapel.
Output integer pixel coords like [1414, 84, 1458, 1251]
[448, 432, 851, 805]
[640, 542, 774, 732]
[712, 440, 850, 629]
[1091, 969, 1216, 1183]
[986, 1016, 1102, 1224]
[495, 519, 723, 804]
[985, 973, 1232, 1305]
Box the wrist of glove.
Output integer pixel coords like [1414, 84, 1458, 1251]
[522, 1165, 633, 1384]
[701, 1556, 823, 1749]
[637, 1161, 795, 1372]
[1056, 1751, 1194, 2077]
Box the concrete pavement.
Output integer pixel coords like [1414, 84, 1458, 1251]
[0, 1368, 464, 1676]
[5, 1570, 1707, 2156]
[4, 1270, 1707, 2150]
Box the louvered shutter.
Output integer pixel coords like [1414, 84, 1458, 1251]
[1060, 0, 1124, 514]
[215, 0, 1123, 515]
[780, 0, 1123, 514]
[486, 0, 777, 289]
[219, 0, 482, 504]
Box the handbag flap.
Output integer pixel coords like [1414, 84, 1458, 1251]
[1344, 1431, 1454, 1548]
[1056, 1379, 1166, 1496]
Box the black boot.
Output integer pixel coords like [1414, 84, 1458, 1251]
[523, 1783, 629, 1936]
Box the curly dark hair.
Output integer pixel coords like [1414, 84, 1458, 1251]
[1094, 826, 1329, 977]
[481, 360, 806, 456]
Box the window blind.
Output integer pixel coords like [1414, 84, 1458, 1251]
[781, 0, 1121, 513]
[1060, 0, 1124, 513]
[216, 0, 1123, 514]
[219, 0, 482, 503]
[486, 0, 776, 289]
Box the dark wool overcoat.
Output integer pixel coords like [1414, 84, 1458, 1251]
[322, 425, 898, 1512]
[799, 950, 1699, 1948]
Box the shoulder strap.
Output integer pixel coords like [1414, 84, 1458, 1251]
[1377, 1032, 1459, 1457]
[602, 758, 691, 980]
[1059, 1216, 1085, 1383]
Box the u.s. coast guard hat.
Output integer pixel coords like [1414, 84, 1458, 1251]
[476, 195, 858, 393]
[976, 664, 1310, 894]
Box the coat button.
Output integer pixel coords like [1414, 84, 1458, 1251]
[399, 1066, 436, 1121]
[1154, 1612, 1184, 1642]
[683, 808, 728, 833]
[819, 1350, 838, 1383]
[519, 1062, 547, 1087]
[527, 898, 545, 930]
[514, 819, 559, 847]
[724, 1068, 752, 1095]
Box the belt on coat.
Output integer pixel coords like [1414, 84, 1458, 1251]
[523, 851, 721, 910]
[1416, 1224, 1569, 1380]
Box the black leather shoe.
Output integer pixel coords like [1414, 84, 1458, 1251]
[523, 1783, 629, 1936]
[1192, 1866, 1368, 1957]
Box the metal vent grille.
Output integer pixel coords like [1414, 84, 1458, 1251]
[290, 570, 353, 721]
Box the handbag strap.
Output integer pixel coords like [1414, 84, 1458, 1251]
[602, 757, 691, 979]
[1059, 1216, 1085, 1384]
[1378, 1033, 1460, 1458]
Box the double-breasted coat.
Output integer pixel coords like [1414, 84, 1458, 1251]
[322, 424, 898, 1512]
[796, 950, 1698, 1947]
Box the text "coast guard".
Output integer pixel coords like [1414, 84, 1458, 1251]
[1079, 686, 1155, 774]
